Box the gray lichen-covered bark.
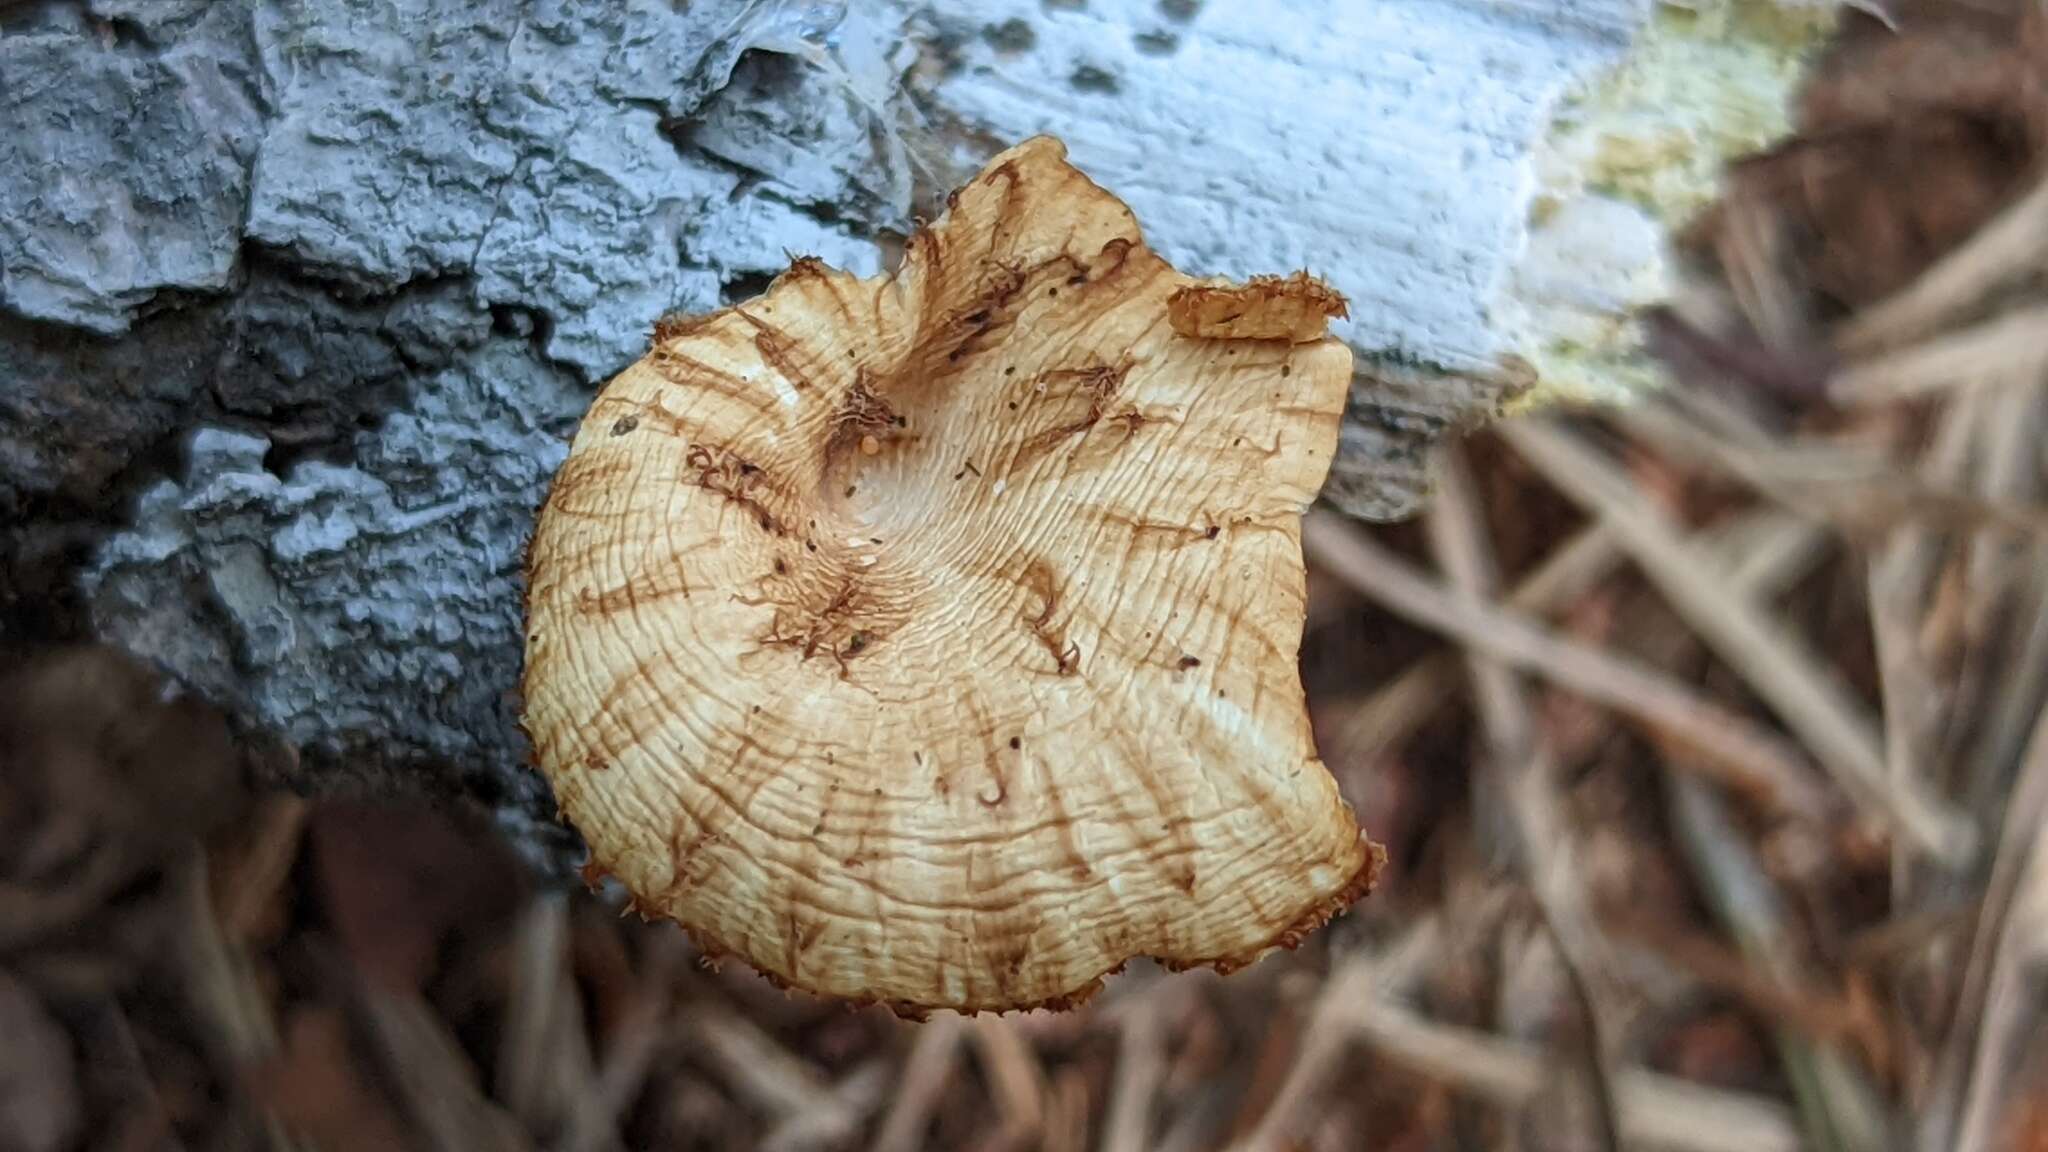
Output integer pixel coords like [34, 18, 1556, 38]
[0, 0, 1644, 866]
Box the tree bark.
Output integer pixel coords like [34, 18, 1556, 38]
[1, 0, 1716, 867]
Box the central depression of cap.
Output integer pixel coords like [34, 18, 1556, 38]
[522, 136, 1380, 1014]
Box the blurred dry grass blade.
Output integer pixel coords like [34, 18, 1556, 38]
[1867, 386, 1985, 895]
[1715, 179, 1817, 355]
[1302, 509, 1836, 819]
[1868, 546, 1945, 887]
[169, 846, 293, 1152]
[1953, 824, 2048, 1152]
[1927, 710, 2048, 1152]
[0, 845, 136, 953]
[1101, 983, 1170, 1152]
[498, 895, 567, 1113]
[1838, 175, 2048, 354]
[1427, 443, 1537, 767]
[565, 928, 688, 1152]
[1960, 542, 2048, 811]
[871, 1014, 966, 1152]
[1350, 1000, 1802, 1152]
[1710, 509, 1835, 594]
[262, 1002, 410, 1152]
[1831, 303, 2048, 405]
[0, 969, 81, 1152]
[208, 794, 308, 944]
[1042, 1066, 1091, 1152]
[1333, 502, 1824, 775]
[1425, 442, 1622, 1150]
[1329, 661, 1454, 771]
[1501, 418, 1977, 865]
[1229, 920, 1441, 1152]
[1950, 382, 2047, 808]
[1582, 439, 1903, 1148]
[1601, 910, 1875, 1049]
[1158, 1086, 1237, 1152]
[1618, 397, 2046, 536]
[1845, 899, 1979, 966]
[497, 893, 604, 1146]
[679, 998, 852, 1135]
[1669, 776, 1889, 1152]
[354, 983, 535, 1152]
[968, 1016, 1046, 1152]
[762, 1060, 892, 1152]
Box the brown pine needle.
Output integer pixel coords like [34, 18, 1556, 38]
[1845, 900, 1979, 965]
[353, 981, 536, 1152]
[1101, 984, 1171, 1152]
[1620, 398, 2048, 537]
[1229, 922, 1442, 1152]
[871, 1014, 966, 1152]
[1870, 550, 1945, 886]
[1426, 443, 1622, 1151]
[1669, 776, 1890, 1152]
[1329, 656, 1465, 767]
[1832, 304, 2048, 406]
[209, 793, 308, 943]
[1428, 443, 1538, 766]
[1963, 550, 2048, 812]
[761, 1060, 892, 1152]
[1871, 390, 1983, 892]
[1501, 419, 1977, 865]
[1302, 509, 1835, 820]
[1603, 910, 1875, 1048]
[1334, 505, 1822, 766]
[1955, 384, 2048, 810]
[1925, 709, 2048, 1152]
[1042, 1067, 1092, 1152]
[497, 894, 589, 1137]
[1952, 828, 2048, 1152]
[1838, 175, 2048, 354]
[969, 1016, 1046, 1150]
[678, 998, 846, 1128]
[1351, 1000, 1804, 1152]
[566, 930, 689, 1152]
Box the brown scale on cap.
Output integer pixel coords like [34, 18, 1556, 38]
[1167, 270, 1350, 343]
[522, 136, 1381, 1014]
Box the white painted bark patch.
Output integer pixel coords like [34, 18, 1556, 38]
[914, 0, 1646, 371]
[902, 0, 1823, 513]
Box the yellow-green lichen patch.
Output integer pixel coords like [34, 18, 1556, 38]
[1508, 0, 1836, 407]
[1542, 0, 1835, 221]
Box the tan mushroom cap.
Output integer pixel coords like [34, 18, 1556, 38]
[522, 136, 1382, 1014]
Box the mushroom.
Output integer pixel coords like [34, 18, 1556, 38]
[522, 136, 1382, 1014]
[1167, 270, 1351, 343]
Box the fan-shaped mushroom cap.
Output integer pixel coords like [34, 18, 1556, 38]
[522, 136, 1381, 1014]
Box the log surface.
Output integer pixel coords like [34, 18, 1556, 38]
[0, 0, 1656, 863]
